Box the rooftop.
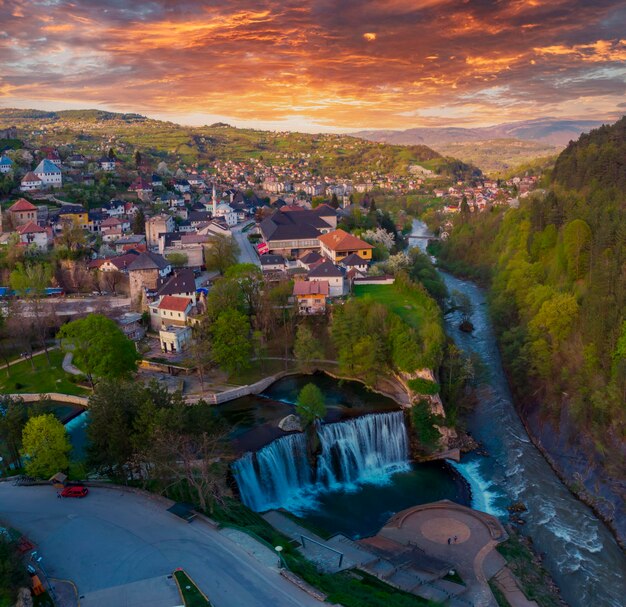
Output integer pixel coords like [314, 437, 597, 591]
[318, 229, 373, 252]
[293, 280, 329, 296]
[157, 295, 192, 312]
[9, 198, 37, 212]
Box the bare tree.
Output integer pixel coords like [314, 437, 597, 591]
[143, 427, 230, 514]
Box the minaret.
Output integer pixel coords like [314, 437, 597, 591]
[212, 183, 217, 216]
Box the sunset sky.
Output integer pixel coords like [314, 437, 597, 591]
[1, 0, 625, 131]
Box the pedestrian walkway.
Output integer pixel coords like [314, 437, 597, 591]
[263, 508, 480, 607]
[492, 568, 539, 607]
[263, 510, 375, 572]
[62, 352, 83, 376]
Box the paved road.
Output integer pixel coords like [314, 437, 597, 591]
[232, 224, 260, 266]
[0, 484, 322, 607]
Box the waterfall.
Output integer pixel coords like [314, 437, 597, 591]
[232, 411, 410, 512]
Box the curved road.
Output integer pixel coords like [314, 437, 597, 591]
[0, 484, 322, 607]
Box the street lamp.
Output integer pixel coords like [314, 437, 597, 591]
[274, 545, 283, 568]
[30, 552, 57, 602]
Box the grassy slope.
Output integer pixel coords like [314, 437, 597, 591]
[0, 109, 471, 180]
[0, 349, 88, 396]
[354, 283, 430, 328]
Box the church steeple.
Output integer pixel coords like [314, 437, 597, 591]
[212, 183, 217, 216]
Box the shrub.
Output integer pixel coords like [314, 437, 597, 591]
[407, 377, 439, 395]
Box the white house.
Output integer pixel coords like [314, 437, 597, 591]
[159, 325, 192, 353]
[214, 202, 238, 227]
[20, 171, 43, 192]
[99, 157, 117, 171]
[0, 155, 13, 174]
[307, 260, 345, 297]
[34, 159, 62, 188]
[149, 295, 194, 331]
[16, 221, 50, 250]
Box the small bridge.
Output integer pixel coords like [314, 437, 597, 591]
[409, 234, 440, 240]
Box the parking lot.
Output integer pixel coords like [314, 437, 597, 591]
[0, 483, 321, 607]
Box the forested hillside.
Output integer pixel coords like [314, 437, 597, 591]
[553, 116, 626, 190]
[433, 117, 626, 526]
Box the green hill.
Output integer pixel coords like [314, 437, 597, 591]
[0, 108, 480, 181]
[552, 116, 626, 190]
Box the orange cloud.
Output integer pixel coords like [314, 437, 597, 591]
[0, 0, 624, 129]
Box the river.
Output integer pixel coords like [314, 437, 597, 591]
[409, 220, 626, 607]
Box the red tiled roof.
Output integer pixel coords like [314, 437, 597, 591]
[9, 198, 37, 212]
[157, 295, 192, 312]
[17, 220, 45, 234]
[293, 280, 329, 296]
[318, 229, 373, 252]
[21, 172, 41, 183]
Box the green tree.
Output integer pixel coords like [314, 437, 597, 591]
[204, 234, 240, 275]
[21, 414, 71, 478]
[563, 219, 592, 281]
[58, 221, 87, 254]
[210, 309, 251, 375]
[58, 314, 140, 386]
[132, 208, 146, 234]
[224, 263, 264, 317]
[294, 324, 324, 370]
[0, 397, 28, 468]
[295, 383, 326, 427]
[9, 262, 55, 362]
[166, 252, 188, 268]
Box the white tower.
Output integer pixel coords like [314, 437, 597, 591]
[212, 183, 217, 217]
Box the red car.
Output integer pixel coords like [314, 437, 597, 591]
[61, 486, 89, 498]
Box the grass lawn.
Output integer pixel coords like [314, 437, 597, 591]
[173, 570, 212, 607]
[354, 283, 432, 329]
[0, 350, 89, 396]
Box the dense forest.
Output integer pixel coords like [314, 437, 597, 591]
[552, 116, 626, 191]
[434, 117, 626, 481]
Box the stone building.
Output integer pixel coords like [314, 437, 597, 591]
[127, 251, 171, 310]
[146, 213, 175, 249]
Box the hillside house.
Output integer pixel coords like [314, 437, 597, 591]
[307, 260, 345, 297]
[20, 172, 42, 192]
[0, 155, 13, 174]
[8, 198, 38, 227]
[149, 295, 194, 331]
[34, 159, 62, 188]
[17, 221, 51, 250]
[293, 280, 328, 315]
[318, 229, 373, 263]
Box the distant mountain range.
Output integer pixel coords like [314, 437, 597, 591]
[353, 118, 606, 147]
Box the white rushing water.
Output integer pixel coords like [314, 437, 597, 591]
[232, 411, 410, 513]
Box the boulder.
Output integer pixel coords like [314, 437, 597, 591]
[278, 414, 302, 432]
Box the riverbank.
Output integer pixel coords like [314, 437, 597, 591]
[433, 252, 626, 549]
[408, 221, 625, 607]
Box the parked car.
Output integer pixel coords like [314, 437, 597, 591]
[61, 486, 89, 498]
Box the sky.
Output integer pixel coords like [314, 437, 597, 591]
[0, 0, 625, 132]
